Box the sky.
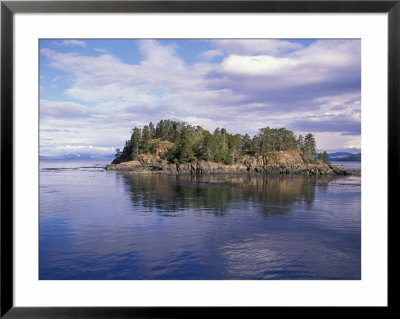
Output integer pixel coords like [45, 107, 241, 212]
[39, 39, 361, 157]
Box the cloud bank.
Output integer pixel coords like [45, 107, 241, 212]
[39, 39, 361, 156]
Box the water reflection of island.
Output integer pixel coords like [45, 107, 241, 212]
[117, 173, 339, 217]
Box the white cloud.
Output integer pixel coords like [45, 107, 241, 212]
[216, 40, 360, 90]
[53, 40, 86, 48]
[56, 145, 115, 153]
[40, 100, 92, 118]
[53, 39, 87, 47]
[94, 48, 108, 53]
[312, 132, 361, 153]
[213, 39, 303, 56]
[139, 40, 186, 70]
[220, 55, 297, 76]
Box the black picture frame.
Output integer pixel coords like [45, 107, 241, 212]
[1, 0, 395, 317]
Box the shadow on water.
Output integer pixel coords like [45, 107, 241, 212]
[117, 173, 338, 218]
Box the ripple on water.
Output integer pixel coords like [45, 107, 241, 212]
[40, 162, 361, 280]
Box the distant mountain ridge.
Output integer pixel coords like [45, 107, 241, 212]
[40, 154, 115, 160]
[328, 152, 361, 162]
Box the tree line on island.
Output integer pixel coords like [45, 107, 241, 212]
[114, 119, 330, 165]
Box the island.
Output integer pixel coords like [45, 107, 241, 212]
[106, 120, 358, 176]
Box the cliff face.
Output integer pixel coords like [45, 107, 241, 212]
[106, 149, 353, 176]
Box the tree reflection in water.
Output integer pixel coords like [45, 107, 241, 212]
[118, 173, 337, 218]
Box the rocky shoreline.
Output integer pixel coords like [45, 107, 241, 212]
[105, 156, 359, 176]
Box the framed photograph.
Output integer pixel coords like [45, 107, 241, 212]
[1, 0, 395, 317]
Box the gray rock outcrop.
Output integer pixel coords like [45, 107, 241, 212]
[105, 152, 355, 176]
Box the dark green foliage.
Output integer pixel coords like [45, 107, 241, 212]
[169, 138, 196, 163]
[298, 133, 317, 163]
[318, 151, 330, 164]
[155, 119, 187, 142]
[130, 127, 142, 159]
[114, 119, 319, 165]
[112, 140, 133, 163]
[148, 140, 159, 154]
[149, 122, 155, 138]
[197, 131, 215, 161]
[241, 134, 252, 152]
[254, 127, 298, 156]
[141, 125, 151, 153]
[228, 134, 242, 164]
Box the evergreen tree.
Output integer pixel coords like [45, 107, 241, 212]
[228, 133, 242, 164]
[130, 128, 141, 159]
[241, 133, 251, 153]
[121, 140, 132, 160]
[149, 122, 155, 138]
[318, 151, 330, 164]
[302, 134, 316, 163]
[141, 125, 151, 153]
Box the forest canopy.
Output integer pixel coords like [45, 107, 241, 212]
[114, 119, 319, 165]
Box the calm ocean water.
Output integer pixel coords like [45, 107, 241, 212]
[39, 158, 361, 280]
[331, 161, 361, 171]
